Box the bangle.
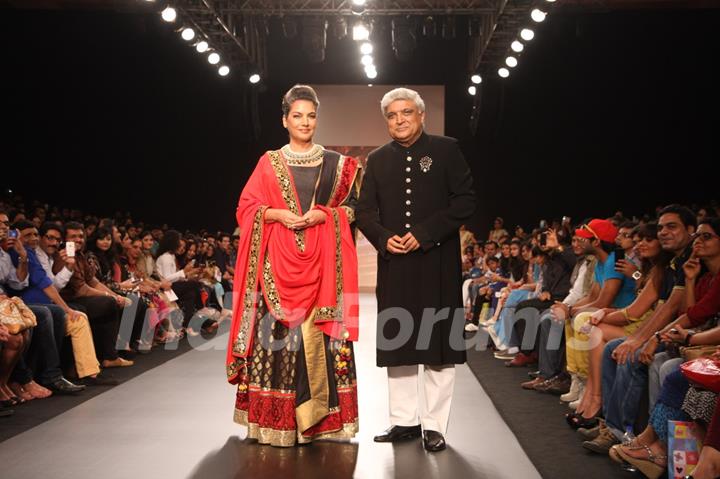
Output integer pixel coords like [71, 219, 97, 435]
[685, 331, 695, 346]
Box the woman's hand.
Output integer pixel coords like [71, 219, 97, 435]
[615, 259, 639, 278]
[291, 210, 327, 230]
[265, 209, 303, 229]
[683, 252, 702, 282]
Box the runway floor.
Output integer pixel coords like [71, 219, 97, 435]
[0, 294, 540, 479]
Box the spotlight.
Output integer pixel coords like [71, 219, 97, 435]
[422, 16, 436, 37]
[511, 40, 524, 52]
[351, 3, 365, 15]
[361, 54, 374, 66]
[218, 65, 230, 76]
[180, 27, 195, 41]
[161, 6, 176, 22]
[531, 9, 547, 23]
[195, 40, 209, 53]
[520, 28, 535, 41]
[352, 0, 366, 5]
[249, 73, 261, 84]
[471, 74, 482, 84]
[498, 67, 510, 78]
[505, 56, 518, 68]
[546, 0, 556, 2]
[441, 17, 456, 39]
[360, 42, 373, 55]
[282, 17, 298, 39]
[301, 17, 328, 63]
[468, 17, 481, 37]
[392, 17, 416, 62]
[365, 65, 377, 79]
[468, 85, 477, 96]
[330, 16, 347, 40]
[208, 52, 220, 65]
[352, 21, 370, 41]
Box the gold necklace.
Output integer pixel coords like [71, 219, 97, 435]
[281, 144, 324, 166]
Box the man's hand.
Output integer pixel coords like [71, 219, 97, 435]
[638, 336, 659, 365]
[386, 235, 407, 254]
[612, 337, 642, 365]
[545, 228, 559, 249]
[59, 249, 76, 270]
[538, 291, 551, 302]
[550, 302, 569, 322]
[7, 236, 27, 259]
[400, 233, 420, 252]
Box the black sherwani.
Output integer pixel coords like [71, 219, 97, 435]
[356, 132, 476, 367]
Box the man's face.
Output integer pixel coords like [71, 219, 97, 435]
[658, 213, 693, 253]
[127, 240, 142, 260]
[232, 238, 239, 250]
[20, 227, 40, 249]
[487, 260, 499, 272]
[616, 227, 634, 251]
[220, 237, 231, 252]
[384, 99, 425, 146]
[40, 228, 63, 255]
[0, 214, 9, 241]
[207, 237, 216, 247]
[66, 228, 85, 252]
[571, 236, 585, 255]
[485, 244, 497, 256]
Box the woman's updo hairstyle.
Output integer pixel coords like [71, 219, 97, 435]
[282, 84, 319, 117]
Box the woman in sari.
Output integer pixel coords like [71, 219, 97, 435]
[226, 85, 361, 447]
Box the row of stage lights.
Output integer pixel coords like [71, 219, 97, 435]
[144, 0, 261, 83]
[350, 1, 378, 79]
[467, 0, 555, 96]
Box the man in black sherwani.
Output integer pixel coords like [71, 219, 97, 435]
[356, 88, 476, 452]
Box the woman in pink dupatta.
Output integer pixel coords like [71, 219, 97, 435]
[226, 85, 361, 447]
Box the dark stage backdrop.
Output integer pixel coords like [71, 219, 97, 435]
[2, 8, 718, 236]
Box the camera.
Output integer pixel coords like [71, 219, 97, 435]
[8, 229, 18, 239]
[539, 231, 547, 246]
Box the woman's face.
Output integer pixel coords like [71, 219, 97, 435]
[510, 244, 520, 257]
[96, 235, 112, 252]
[187, 243, 197, 259]
[634, 235, 661, 260]
[142, 234, 154, 251]
[693, 224, 720, 259]
[112, 226, 121, 243]
[501, 244, 511, 257]
[121, 233, 133, 251]
[494, 219, 502, 229]
[206, 245, 215, 258]
[282, 100, 317, 145]
[521, 246, 532, 261]
[176, 239, 186, 256]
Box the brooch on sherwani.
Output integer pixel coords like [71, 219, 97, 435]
[420, 156, 433, 173]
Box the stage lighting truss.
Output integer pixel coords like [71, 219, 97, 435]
[138, 0, 554, 84]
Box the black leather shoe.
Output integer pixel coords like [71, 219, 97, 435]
[80, 372, 119, 386]
[373, 425, 422, 442]
[44, 377, 86, 394]
[423, 430, 446, 452]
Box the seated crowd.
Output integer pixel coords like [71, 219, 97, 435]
[0, 196, 238, 417]
[460, 204, 720, 479]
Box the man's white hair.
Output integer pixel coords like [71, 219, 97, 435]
[380, 87, 426, 116]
